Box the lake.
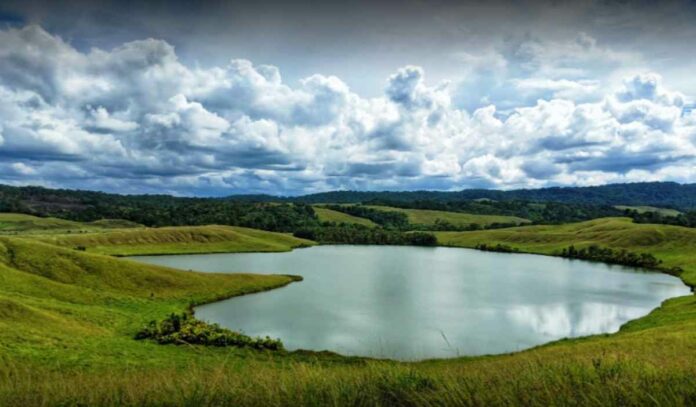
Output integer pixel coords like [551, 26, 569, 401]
[132, 245, 690, 360]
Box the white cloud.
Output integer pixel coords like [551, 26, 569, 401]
[0, 25, 693, 195]
[87, 106, 139, 132]
[11, 162, 36, 175]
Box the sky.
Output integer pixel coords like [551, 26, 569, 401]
[0, 0, 695, 196]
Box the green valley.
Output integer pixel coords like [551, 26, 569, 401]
[1, 195, 695, 405]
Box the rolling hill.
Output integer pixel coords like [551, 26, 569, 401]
[615, 205, 682, 217]
[0, 221, 695, 405]
[32, 224, 313, 256]
[365, 205, 530, 227]
[436, 217, 696, 287]
[0, 213, 141, 234]
[312, 206, 377, 227]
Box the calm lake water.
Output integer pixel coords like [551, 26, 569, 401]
[132, 245, 690, 360]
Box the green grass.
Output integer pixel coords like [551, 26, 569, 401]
[615, 205, 682, 217]
[313, 206, 377, 227]
[436, 217, 696, 287]
[0, 237, 301, 365]
[31, 225, 314, 256]
[365, 205, 530, 228]
[0, 213, 143, 235]
[1, 216, 696, 405]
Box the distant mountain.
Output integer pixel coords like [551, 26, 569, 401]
[228, 182, 696, 210]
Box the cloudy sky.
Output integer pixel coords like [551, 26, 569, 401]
[0, 0, 695, 196]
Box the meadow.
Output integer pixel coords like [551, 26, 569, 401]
[312, 206, 378, 227]
[32, 224, 313, 256]
[615, 205, 682, 217]
[0, 213, 695, 405]
[364, 205, 530, 228]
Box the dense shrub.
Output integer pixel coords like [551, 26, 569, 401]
[560, 245, 662, 269]
[323, 205, 410, 229]
[474, 243, 520, 253]
[0, 185, 320, 232]
[294, 225, 437, 246]
[135, 313, 283, 351]
[410, 219, 521, 232]
[364, 198, 626, 225]
[627, 209, 696, 228]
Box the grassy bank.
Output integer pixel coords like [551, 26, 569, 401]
[436, 217, 696, 287]
[1, 217, 695, 405]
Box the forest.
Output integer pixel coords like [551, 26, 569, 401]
[1, 183, 694, 232]
[234, 181, 696, 210]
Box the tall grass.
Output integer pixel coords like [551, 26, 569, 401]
[2, 355, 695, 406]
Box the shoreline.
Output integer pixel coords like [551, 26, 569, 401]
[130, 242, 693, 363]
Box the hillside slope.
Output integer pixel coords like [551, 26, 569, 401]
[31, 225, 314, 256]
[0, 237, 298, 363]
[0, 213, 141, 234]
[312, 206, 377, 227]
[365, 205, 530, 227]
[437, 217, 696, 286]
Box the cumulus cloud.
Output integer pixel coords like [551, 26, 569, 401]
[0, 25, 694, 195]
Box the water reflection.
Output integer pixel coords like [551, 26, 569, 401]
[132, 246, 689, 360]
[507, 302, 645, 338]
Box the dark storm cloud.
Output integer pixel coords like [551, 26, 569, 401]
[5, 0, 696, 95]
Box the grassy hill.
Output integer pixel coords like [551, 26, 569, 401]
[615, 205, 682, 217]
[365, 205, 530, 228]
[0, 213, 142, 234]
[1, 216, 696, 405]
[312, 206, 377, 227]
[0, 236, 302, 369]
[437, 217, 696, 287]
[32, 224, 313, 256]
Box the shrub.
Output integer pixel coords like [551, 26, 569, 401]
[559, 244, 662, 269]
[474, 243, 520, 253]
[135, 313, 284, 351]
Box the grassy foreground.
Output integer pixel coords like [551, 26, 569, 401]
[0, 216, 695, 405]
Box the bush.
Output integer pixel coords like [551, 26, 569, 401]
[474, 243, 520, 253]
[294, 225, 437, 246]
[559, 244, 662, 269]
[135, 313, 284, 351]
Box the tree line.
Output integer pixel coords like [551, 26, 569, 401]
[0, 185, 320, 232]
[252, 182, 696, 211]
[294, 224, 437, 246]
[625, 209, 696, 228]
[560, 245, 663, 269]
[360, 199, 626, 224]
[322, 204, 410, 229]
